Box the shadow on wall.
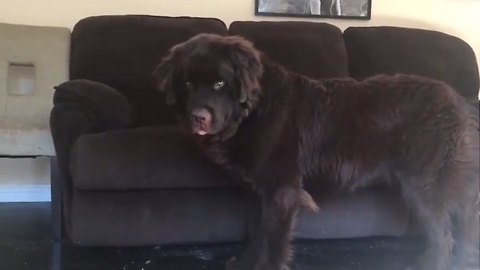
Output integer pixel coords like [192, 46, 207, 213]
[308, 14, 468, 38]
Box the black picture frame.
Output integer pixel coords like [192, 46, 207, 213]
[255, 0, 372, 20]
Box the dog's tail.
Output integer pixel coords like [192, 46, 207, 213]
[300, 188, 320, 212]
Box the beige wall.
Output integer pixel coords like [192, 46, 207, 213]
[0, 157, 49, 185]
[0, 0, 479, 69]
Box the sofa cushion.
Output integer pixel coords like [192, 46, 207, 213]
[229, 21, 349, 79]
[343, 26, 480, 100]
[70, 15, 229, 127]
[70, 126, 239, 190]
[68, 187, 409, 246]
[69, 188, 249, 246]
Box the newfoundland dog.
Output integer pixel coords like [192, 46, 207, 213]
[152, 33, 479, 270]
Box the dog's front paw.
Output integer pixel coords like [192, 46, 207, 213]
[225, 256, 253, 270]
[226, 255, 291, 270]
[255, 263, 290, 270]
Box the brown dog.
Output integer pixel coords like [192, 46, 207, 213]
[153, 33, 479, 270]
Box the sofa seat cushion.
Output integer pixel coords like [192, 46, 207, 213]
[70, 126, 239, 190]
[67, 187, 410, 246]
[229, 21, 349, 79]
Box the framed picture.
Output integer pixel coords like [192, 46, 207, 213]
[255, 0, 372, 20]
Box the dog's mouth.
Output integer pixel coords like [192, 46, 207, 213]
[190, 108, 212, 136]
[197, 130, 208, 136]
[191, 124, 209, 136]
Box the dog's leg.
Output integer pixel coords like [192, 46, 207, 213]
[227, 190, 263, 270]
[258, 186, 301, 270]
[452, 198, 480, 270]
[400, 178, 454, 270]
[450, 135, 480, 270]
[227, 186, 301, 270]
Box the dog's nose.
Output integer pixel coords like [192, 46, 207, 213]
[191, 115, 205, 124]
[190, 108, 211, 124]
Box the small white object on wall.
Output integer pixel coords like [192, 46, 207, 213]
[7, 63, 36, 96]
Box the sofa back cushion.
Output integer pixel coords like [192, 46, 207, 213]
[229, 21, 349, 79]
[343, 26, 480, 100]
[70, 15, 229, 127]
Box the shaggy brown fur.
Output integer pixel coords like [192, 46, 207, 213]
[153, 33, 480, 270]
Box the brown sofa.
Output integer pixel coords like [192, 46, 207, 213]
[49, 15, 479, 247]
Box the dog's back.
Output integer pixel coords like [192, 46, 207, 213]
[293, 72, 479, 268]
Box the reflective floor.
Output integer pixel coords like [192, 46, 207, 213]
[0, 203, 431, 270]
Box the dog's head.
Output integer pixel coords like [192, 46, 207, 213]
[152, 33, 263, 138]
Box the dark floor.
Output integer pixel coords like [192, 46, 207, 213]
[0, 203, 434, 270]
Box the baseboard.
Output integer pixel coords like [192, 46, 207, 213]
[0, 184, 51, 202]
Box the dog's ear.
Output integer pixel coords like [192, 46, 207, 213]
[152, 44, 185, 105]
[225, 36, 263, 103]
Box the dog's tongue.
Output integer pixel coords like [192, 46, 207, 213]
[196, 130, 208, 136]
[192, 126, 208, 136]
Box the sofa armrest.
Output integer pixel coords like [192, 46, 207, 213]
[50, 79, 132, 188]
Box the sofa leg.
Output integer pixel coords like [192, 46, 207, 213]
[50, 156, 62, 241]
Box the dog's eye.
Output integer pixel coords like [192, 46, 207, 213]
[213, 80, 225, 90]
